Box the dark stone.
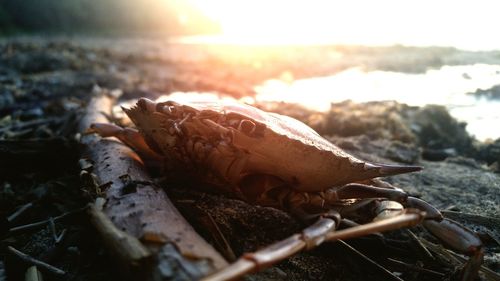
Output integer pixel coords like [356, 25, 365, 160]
[467, 84, 500, 100]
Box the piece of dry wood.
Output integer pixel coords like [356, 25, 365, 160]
[79, 90, 227, 280]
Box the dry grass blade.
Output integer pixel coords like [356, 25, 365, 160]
[387, 258, 445, 278]
[202, 210, 237, 262]
[442, 210, 500, 228]
[338, 240, 405, 281]
[7, 208, 84, 235]
[405, 229, 434, 260]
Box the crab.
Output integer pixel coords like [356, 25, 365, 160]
[90, 98, 484, 281]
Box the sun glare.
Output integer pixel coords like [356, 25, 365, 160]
[186, 0, 500, 49]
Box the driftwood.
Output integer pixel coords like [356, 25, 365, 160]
[79, 90, 227, 280]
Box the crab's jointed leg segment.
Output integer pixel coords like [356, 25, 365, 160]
[267, 184, 483, 281]
[202, 211, 425, 281]
[88, 123, 144, 149]
[423, 219, 484, 281]
[388, 195, 483, 281]
[87, 123, 162, 164]
[406, 196, 443, 220]
[321, 183, 408, 202]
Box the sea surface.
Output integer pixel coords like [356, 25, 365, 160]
[253, 64, 500, 141]
[157, 64, 500, 142]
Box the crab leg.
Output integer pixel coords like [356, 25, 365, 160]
[88, 123, 154, 155]
[390, 195, 483, 281]
[201, 211, 424, 281]
[200, 212, 339, 281]
[87, 123, 163, 168]
[423, 219, 483, 281]
[377, 197, 483, 281]
[284, 183, 408, 219]
[321, 183, 408, 202]
[285, 185, 483, 281]
[311, 186, 442, 220]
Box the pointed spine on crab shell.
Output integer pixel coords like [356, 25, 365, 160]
[363, 162, 422, 178]
[331, 158, 422, 188]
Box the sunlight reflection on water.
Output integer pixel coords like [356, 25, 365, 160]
[147, 64, 500, 142]
[254, 64, 500, 141]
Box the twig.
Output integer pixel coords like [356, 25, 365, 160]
[7, 246, 66, 277]
[8, 207, 85, 235]
[7, 202, 34, 223]
[48, 217, 58, 242]
[55, 229, 67, 244]
[405, 229, 434, 260]
[47, 217, 66, 244]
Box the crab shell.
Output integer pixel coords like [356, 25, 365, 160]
[124, 98, 420, 201]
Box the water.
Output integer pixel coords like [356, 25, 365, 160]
[157, 64, 500, 142]
[254, 64, 500, 141]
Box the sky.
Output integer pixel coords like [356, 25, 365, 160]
[185, 0, 500, 50]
